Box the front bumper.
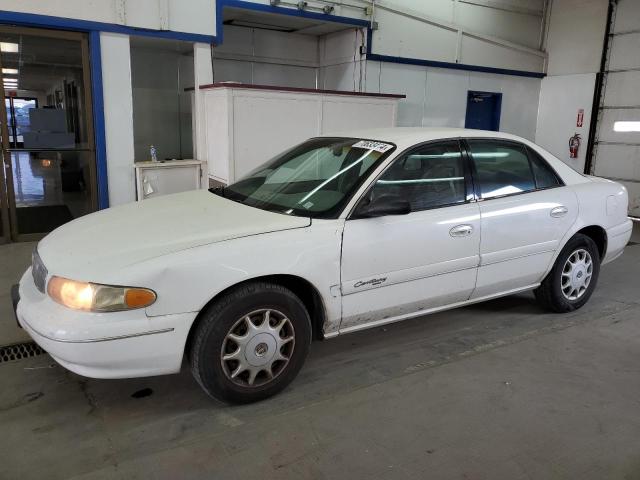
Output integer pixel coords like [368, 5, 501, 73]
[16, 269, 197, 379]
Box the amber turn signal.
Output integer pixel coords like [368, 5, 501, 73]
[125, 288, 157, 309]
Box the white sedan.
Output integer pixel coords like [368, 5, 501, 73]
[15, 128, 632, 404]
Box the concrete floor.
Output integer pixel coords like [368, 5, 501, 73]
[0, 241, 35, 345]
[0, 226, 639, 479]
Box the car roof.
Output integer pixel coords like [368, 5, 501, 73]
[322, 127, 526, 144]
[319, 127, 528, 146]
[319, 127, 589, 186]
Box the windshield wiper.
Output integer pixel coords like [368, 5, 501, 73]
[209, 186, 225, 197]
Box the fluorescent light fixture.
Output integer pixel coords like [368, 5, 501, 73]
[2, 68, 18, 74]
[613, 121, 640, 132]
[3, 77, 17, 83]
[0, 42, 19, 53]
[3, 84, 17, 89]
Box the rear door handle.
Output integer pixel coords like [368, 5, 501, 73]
[450, 224, 473, 237]
[550, 206, 568, 218]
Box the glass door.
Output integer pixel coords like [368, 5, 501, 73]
[6, 96, 38, 148]
[0, 26, 97, 242]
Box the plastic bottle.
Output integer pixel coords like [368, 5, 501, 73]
[150, 145, 158, 162]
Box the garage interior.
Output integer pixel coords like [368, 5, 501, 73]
[1, 0, 640, 478]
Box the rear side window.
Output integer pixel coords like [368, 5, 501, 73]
[527, 147, 563, 189]
[467, 140, 535, 199]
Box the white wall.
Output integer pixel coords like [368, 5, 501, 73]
[535, 73, 596, 171]
[535, 0, 608, 172]
[368, 62, 540, 139]
[212, 25, 318, 88]
[236, 0, 546, 73]
[544, 0, 608, 75]
[320, 29, 541, 140]
[100, 32, 136, 206]
[0, 0, 216, 36]
[370, 0, 545, 72]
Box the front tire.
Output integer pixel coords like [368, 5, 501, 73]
[534, 233, 600, 313]
[189, 282, 311, 404]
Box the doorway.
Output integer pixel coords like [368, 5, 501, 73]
[0, 26, 97, 243]
[5, 96, 38, 148]
[465, 91, 502, 131]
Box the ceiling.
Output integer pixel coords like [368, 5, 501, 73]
[222, 6, 363, 36]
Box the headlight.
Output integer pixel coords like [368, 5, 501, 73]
[47, 276, 156, 312]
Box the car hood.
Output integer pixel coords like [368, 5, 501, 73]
[37, 189, 310, 280]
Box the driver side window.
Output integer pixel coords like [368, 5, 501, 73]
[369, 141, 467, 211]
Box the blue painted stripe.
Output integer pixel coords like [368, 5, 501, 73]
[367, 53, 545, 79]
[366, 26, 373, 55]
[0, 10, 217, 43]
[88, 32, 109, 209]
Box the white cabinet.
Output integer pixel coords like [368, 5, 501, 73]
[197, 84, 404, 185]
[134, 160, 204, 201]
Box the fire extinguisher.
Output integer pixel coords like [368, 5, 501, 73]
[569, 133, 581, 158]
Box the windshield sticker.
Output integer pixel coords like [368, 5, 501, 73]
[303, 201, 314, 209]
[352, 140, 394, 153]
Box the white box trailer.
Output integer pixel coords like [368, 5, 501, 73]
[194, 83, 404, 186]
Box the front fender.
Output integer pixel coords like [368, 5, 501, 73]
[131, 220, 344, 335]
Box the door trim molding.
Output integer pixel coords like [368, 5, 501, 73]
[331, 283, 540, 337]
[480, 240, 558, 266]
[342, 256, 479, 295]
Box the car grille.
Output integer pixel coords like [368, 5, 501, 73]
[31, 249, 48, 293]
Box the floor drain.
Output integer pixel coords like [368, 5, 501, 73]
[131, 388, 153, 398]
[0, 341, 45, 363]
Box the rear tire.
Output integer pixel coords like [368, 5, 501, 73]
[534, 233, 600, 313]
[189, 282, 311, 404]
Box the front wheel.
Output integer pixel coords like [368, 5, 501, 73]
[534, 233, 601, 313]
[189, 282, 311, 404]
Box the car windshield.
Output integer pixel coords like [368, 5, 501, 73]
[216, 137, 396, 218]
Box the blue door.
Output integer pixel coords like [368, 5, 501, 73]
[465, 91, 502, 131]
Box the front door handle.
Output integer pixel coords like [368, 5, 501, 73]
[550, 206, 568, 218]
[450, 224, 473, 237]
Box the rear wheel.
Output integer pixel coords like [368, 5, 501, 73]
[534, 233, 601, 313]
[190, 282, 311, 404]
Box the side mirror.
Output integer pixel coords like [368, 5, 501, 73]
[354, 194, 411, 218]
